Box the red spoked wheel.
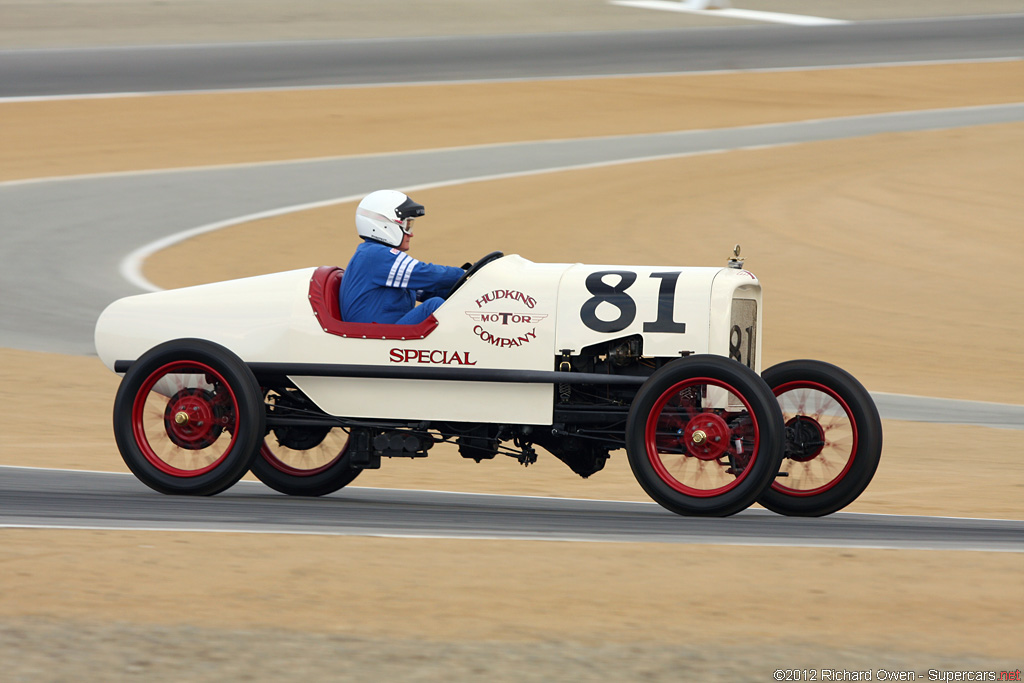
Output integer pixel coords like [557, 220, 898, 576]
[626, 355, 784, 517]
[773, 381, 857, 495]
[645, 379, 759, 498]
[113, 339, 265, 495]
[135, 363, 236, 476]
[250, 390, 361, 496]
[758, 360, 882, 517]
[162, 386, 226, 451]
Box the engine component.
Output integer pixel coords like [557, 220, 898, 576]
[457, 425, 500, 462]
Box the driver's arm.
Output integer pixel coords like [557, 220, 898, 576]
[379, 254, 463, 295]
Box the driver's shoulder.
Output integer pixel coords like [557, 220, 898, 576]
[359, 240, 409, 262]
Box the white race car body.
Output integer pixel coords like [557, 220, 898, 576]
[96, 254, 762, 424]
[98, 250, 880, 518]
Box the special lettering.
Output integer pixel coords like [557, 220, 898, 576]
[389, 349, 478, 365]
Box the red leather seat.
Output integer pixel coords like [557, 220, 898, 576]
[324, 267, 344, 322]
[307, 266, 438, 340]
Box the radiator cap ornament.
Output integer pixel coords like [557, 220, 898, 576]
[727, 244, 745, 269]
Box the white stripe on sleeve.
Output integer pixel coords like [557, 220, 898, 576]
[399, 257, 420, 288]
[386, 254, 404, 287]
[386, 253, 420, 288]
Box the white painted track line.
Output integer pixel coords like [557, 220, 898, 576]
[4, 468, 1023, 550]
[115, 103, 1024, 294]
[609, 1, 849, 26]
[1, 463, 1020, 523]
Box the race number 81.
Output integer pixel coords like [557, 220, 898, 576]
[580, 270, 688, 334]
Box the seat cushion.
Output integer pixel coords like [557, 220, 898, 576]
[308, 265, 438, 340]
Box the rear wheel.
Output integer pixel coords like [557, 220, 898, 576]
[113, 339, 265, 496]
[251, 390, 361, 496]
[757, 360, 882, 516]
[625, 355, 784, 517]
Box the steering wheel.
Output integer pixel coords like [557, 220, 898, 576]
[447, 251, 504, 298]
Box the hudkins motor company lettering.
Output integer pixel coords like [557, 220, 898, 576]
[465, 312, 548, 325]
[475, 289, 537, 309]
[473, 325, 537, 348]
[470, 289, 545, 348]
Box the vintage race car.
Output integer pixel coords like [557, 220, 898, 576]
[95, 248, 882, 517]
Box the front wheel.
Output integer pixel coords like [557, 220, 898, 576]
[112, 339, 265, 496]
[757, 360, 882, 516]
[625, 355, 785, 517]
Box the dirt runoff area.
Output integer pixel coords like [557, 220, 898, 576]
[2, 61, 1023, 679]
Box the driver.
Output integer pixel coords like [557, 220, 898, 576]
[339, 190, 465, 325]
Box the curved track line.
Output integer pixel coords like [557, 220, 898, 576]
[105, 105, 1024, 430]
[118, 148, 733, 292]
[118, 103, 1024, 292]
[4, 104, 1022, 356]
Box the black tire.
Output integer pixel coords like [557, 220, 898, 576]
[112, 338, 265, 496]
[251, 423, 361, 496]
[625, 355, 785, 517]
[757, 360, 882, 517]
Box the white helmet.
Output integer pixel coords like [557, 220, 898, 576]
[354, 190, 425, 248]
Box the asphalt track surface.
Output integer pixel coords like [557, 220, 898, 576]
[3, 467, 1022, 551]
[2, 16, 1023, 97]
[3, 16, 1023, 545]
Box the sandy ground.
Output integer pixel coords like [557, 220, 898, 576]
[4, 61, 1023, 181]
[1, 532, 1021, 681]
[2, 19, 1023, 682]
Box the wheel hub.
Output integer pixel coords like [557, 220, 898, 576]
[164, 388, 225, 449]
[784, 416, 826, 462]
[683, 413, 731, 461]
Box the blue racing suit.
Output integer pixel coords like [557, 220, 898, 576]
[339, 240, 464, 325]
